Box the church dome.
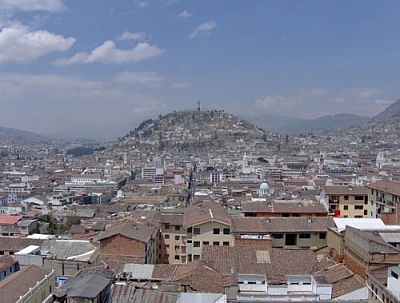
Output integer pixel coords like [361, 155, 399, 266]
[259, 180, 269, 190]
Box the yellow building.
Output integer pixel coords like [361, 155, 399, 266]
[183, 202, 233, 262]
[321, 185, 368, 218]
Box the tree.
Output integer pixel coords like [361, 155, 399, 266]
[39, 214, 60, 235]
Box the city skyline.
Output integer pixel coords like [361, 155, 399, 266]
[1, 0, 400, 139]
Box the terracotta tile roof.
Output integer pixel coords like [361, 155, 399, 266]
[0, 237, 44, 252]
[0, 215, 22, 225]
[172, 260, 224, 293]
[152, 264, 177, 280]
[365, 180, 400, 196]
[0, 255, 18, 272]
[368, 266, 389, 284]
[267, 217, 335, 233]
[231, 217, 268, 234]
[183, 202, 230, 228]
[241, 201, 328, 214]
[323, 185, 368, 195]
[202, 246, 317, 283]
[0, 265, 49, 303]
[98, 222, 158, 243]
[314, 264, 364, 298]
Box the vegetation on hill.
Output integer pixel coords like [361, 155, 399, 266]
[117, 110, 283, 152]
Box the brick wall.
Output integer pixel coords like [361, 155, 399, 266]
[380, 202, 400, 225]
[235, 238, 272, 248]
[101, 234, 146, 263]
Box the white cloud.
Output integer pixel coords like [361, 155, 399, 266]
[0, 23, 75, 63]
[374, 99, 393, 105]
[344, 88, 383, 100]
[254, 95, 300, 111]
[117, 31, 146, 41]
[53, 41, 164, 65]
[189, 20, 217, 38]
[178, 10, 192, 19]
[115, 71, 166, 85]
[170, 81, 191, 89]
[299, 88, 327, 99]
[134, 0, 149, 8]
[0, 0, 66, 12]
[333, 97, 345, 104]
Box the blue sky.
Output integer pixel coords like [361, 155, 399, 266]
[1, 0, 400, 139]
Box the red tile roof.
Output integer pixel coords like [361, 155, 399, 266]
[0, 215, 22, 225]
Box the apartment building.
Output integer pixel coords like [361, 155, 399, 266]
[321, 185, 369, 218]
[365, 179, 400, 219]
[183, 202, 233, 262]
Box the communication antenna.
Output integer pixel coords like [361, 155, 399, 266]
[197, 100, 201, 112]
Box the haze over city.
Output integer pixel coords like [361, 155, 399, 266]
[0, 0, 399, 139]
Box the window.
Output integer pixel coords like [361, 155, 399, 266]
[175, 226, 180, 231]
[272, 233, 284, 239]
[319, 233, 326, 239]
[213, 228, 220, 234]
[175, 245, 179, 250]
[299, 233, 311, 239]
[175, 236, 180, 240]
[165, 244, 170, 249]
[194, 241, 200, 247]
[203, 241, 209, 245]
[223, 241, 229, 246]
[165, 224, 170, 230]
[344, 196, 349, 200]
[188, 227, 192, 233]
[193, 255, 200, 260]
[343, 205, 348, 210]
[165, 234, 170, 239]
[223, 228, 230, 235]
[391, 271, 399, 279]
[213, 241, 220, 246]
[354, 205, 363, 210]
[175, 255, 180, 260]
[364, 209, 368, 215]
[194, 228, 200, 235]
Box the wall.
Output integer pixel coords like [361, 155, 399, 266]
[101, 234, 146, 263]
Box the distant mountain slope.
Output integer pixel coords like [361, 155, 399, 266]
[246, 113, 370, 135]
[116, 110, 283, 152]
[373, 98, 400, 120]
[0, 126, 48, 143]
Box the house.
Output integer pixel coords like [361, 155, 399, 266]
[328, 225, 400, 279]
[241, 200, 328, 218]
[0, 215, 22, 236]
[0, 237, 44, 256]
[231, 217, 334, 249]
[367, 265, 400, 303]
[183, 202, 233, 262]
[0, 265, 54, 303]
[0, 255, 19, 281]
[201, 245, 335, 302]
[99, 222, 158, 264]
[53, 271, 112, 303]
[152, 211, 186, 264]
[321, 185, 369, 218]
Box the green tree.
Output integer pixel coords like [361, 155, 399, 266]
[39, 214, 60, 235]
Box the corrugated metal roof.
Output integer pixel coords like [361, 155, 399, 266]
[179, 293, 225, 303]
[379, 232, 400, 243]
[123, 263, 154, 280]
[333, 218, 386, 232]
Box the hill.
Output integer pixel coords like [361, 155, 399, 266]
[373, 98, 400, 120]
[117, 110, 282, 152]
[246, 113, 370, 135]
[0, 126, 49, 143]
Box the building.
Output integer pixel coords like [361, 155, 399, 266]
[183, 202, 233, 262]
[365, 180, 400, 219]
[0, 265, 54, 303]
[367, 265, 400, 303]
[321, 185, 369, 218]
[99, 222, 158, 264]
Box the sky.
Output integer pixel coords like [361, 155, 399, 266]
[1, 0, 400, 139]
